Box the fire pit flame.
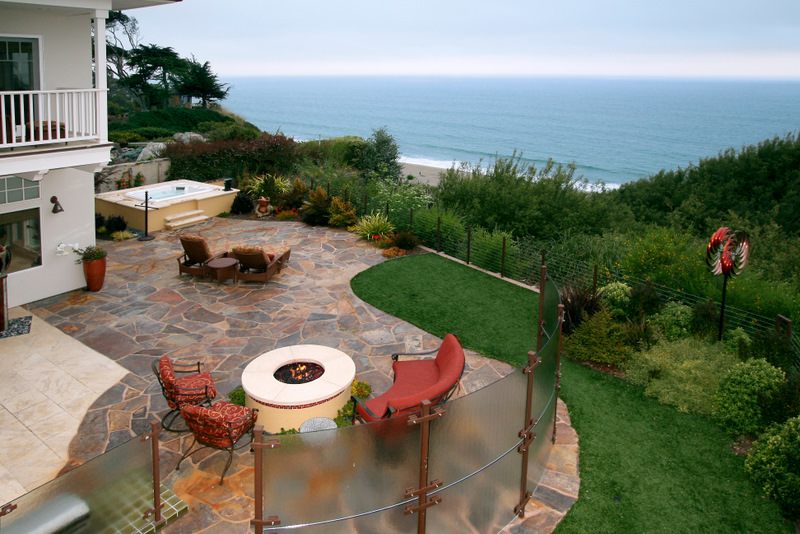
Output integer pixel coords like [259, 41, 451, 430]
[274, 361, 324, 384]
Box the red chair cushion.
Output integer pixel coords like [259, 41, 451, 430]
[158, 356, 176, 386]
[182, 401, 255, 448]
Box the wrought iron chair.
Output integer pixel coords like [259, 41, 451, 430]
[229, 245, 283, 285]
[177, 401, 259, 485]
[353, 333, 465, 423]
[152, 356, 217, 431]
[176, 234, 227, 278]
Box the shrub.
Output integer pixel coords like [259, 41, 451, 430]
[353, 213, 395, 240]
[241, 173, 291, 202]
[109, 131, 145, 144]
[724, 327, 751, 355]
[230, 192, 253, 215]
[739, 329, 797, 375]
[95, 213, 106, 232]
[279, 177, 309, 209]
[564, 310, 628, 366]
[201, 121, 260, 141]
[105, 214, 128, 233]
[393, 230, 419, 251]
[111, 230, 135, 241]
[328, 197, 358, 227]
[691, 300, 720, 339]
[124, 126, 173, 140]
[600, 281, 632, 318]
[745, 416, 800, 519]
[624, 316, 657, 351]
[629, 281, 662, 318]
[623, 338, 739, 416]
[560, 281, 604, 335]
[229, 387, 246, 406]
[302, 187, 332, 226]
[712, 359, 786, 437]
[650, 301, 693, 341]
[366, 178, 432, 230]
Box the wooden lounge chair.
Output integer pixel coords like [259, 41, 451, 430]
[353, 333, 465, 423]
[176, 234, 226, 278]
[177, 401, 258, 485]
[230, 245, 283, 285]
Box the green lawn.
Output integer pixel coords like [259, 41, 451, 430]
[351, 253, 793, 533]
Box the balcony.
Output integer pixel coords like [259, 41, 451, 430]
[1, 88, 106, 150]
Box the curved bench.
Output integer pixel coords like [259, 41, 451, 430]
[354, 334, 465, 423]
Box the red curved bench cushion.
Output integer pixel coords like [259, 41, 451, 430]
[358, 334, 465, 422]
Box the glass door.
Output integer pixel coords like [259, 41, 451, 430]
[0, 37, 40, 140]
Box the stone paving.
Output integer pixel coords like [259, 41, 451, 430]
[25, 217, 579, 533]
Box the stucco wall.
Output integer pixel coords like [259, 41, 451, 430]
[96, 158, 172, 193]
[0, 7, 91, 90]
[6, 167, 97, 307]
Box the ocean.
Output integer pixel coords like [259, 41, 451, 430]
[222, 77, 800, 187]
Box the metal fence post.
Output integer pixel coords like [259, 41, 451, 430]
[142, 421, 163, 526]
[405, 400, 445, 534]
[250, 426, 281, 534]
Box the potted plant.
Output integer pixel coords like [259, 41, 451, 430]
[74, 245, 107, 291]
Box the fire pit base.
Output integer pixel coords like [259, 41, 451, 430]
[242, 345, 356, 434]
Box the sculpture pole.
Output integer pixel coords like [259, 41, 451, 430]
[706, 227, 750, 342]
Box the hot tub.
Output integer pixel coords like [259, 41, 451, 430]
[124, 182, 214, 203]
[95, 179, 238, 233]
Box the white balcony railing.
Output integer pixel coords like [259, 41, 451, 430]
[1, 89, 105, 149]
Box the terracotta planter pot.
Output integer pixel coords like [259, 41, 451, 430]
[83, 257, 106, 291]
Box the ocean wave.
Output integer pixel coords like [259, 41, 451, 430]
[399, 156, 458, 169]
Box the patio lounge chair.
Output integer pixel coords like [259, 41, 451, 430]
[353, 333, 465, 423]
[152, 356, 217, 431]
[229, 245, 284, 284]
[177, 401, 258, 485]
[176, 234, 227, 278]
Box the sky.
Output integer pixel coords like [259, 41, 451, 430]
[127, 0, 800, 79]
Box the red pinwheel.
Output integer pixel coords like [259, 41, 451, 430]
[706, 227, 750, 340]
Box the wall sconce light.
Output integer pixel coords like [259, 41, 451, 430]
[56, 242, 79, 256]
[50, 196, 64, 214]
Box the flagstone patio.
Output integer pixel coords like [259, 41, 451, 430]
[17, 216, 578, 533]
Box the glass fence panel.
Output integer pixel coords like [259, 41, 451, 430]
[1, 433, 152, 533]
[527, 393, 557, 491]
[261, 417, 421, 526]
[427, 446, 522, 533]
[532, 339, 559, 418]
[428, 366, 528, 487]
[542, 275, 561, 337]
[266, 501, 414, 533]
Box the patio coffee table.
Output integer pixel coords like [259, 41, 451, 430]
[242, 345, 356, 434]
[206, 257, 238, 285]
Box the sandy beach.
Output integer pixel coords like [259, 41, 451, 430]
[402, 162, 447, 186]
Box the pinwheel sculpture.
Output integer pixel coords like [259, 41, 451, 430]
[706, 227, 750, 341]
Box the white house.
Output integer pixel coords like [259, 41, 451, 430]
[0, 0, 178, 307]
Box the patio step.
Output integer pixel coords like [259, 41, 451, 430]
[164, 210, 204, 222]
[164, 211, 209, 230]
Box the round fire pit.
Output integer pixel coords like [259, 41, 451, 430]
[242, 345, 356, 433]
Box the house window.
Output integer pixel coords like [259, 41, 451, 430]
[0, 37, 39, 91]
[0, 207, 41, 274]
[0, 175, 40, 204]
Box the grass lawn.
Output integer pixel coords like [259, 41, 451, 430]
[351, 253, 793, 533]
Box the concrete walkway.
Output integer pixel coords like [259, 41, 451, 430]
[10, 217, 578, 532]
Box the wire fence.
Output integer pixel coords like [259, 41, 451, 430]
[408, 210, 799, 373]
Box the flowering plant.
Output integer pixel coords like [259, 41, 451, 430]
[274, 206, 301, 220]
